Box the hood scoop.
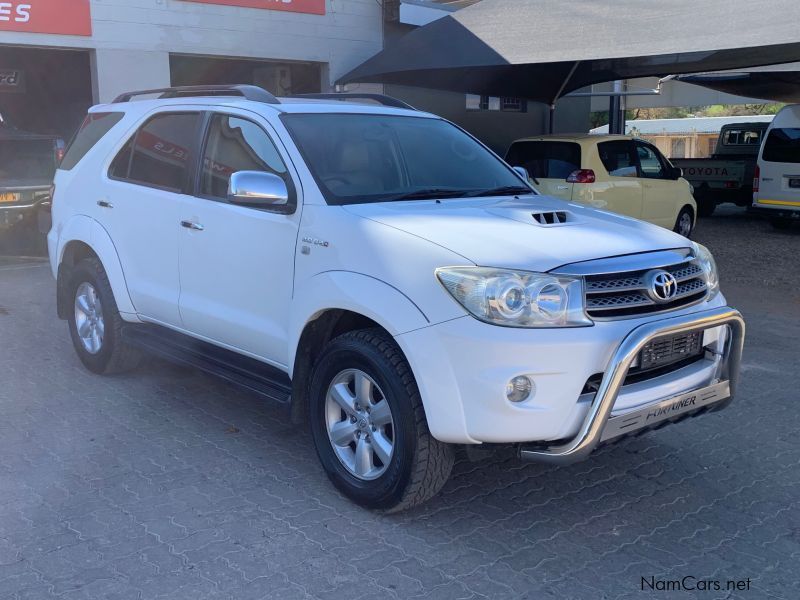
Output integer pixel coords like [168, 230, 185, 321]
[531, 210, 570, 225]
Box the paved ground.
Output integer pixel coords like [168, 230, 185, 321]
[0, 209, 798, 599]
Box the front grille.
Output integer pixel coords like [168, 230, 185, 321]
[584, 260, 707, 319]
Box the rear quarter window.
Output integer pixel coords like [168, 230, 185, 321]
[505, 141, 581, 179]
[60, 112, 125, 171]
[761, 128, 800, 163]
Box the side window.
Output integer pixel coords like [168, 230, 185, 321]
[61, 112, 125, 171]
[636, 143, 668, 179]
[201, 114, 289, 199]
[113, 113, 200, 192]
[597, 141, 638, 177]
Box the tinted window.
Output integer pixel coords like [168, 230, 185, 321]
[109, 136, 134, 180]
[126, 113, 200, 192]
[505, 141, 581, 179]
[636, 143, 668, 179]
[282, 114, 524, 205]
[762, 128, 800, 163]
[598, 140, 638, 177]
[722, 128, 763, 146]
[201, 115, 289, 199]
[61, 112, 124, 171]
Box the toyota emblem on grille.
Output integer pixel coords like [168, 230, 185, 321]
[645, 269, 678, 303]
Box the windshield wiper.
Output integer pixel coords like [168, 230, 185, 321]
[384, 188, 474, 202]
[466, 185, 534, 198]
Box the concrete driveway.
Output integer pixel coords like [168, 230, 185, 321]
[0, 210, 798, 599]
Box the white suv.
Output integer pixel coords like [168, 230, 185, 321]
[49, 85, 745, 511]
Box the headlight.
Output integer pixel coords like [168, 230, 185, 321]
[436, 267, 592, 328]
[693, 242, 720, 298]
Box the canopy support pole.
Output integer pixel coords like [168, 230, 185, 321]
[549, 61, 581, 133]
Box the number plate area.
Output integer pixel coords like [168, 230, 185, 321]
[638, 331, 704, 371]
[0, 192, 21, 204]
[788, 178, 800, 189]
[601, 380, 730, 442]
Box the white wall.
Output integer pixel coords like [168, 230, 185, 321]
[0, 0, 383, 102]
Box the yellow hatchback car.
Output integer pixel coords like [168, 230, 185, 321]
[506, 134, 697, 237]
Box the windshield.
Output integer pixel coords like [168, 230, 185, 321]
[281, 113, 529, 204]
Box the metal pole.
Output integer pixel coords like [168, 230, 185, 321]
[549, 104, 556, 134]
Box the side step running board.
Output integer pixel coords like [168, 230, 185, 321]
[122, 324, 292, 404]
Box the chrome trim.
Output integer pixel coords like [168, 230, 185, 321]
[519, 306, 745, 464]
[553, 248, 693, 276]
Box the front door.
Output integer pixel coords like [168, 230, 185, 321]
[101, 111, 202, 325]
[178, 111, 301, 366]
[635, 141, 679, 228]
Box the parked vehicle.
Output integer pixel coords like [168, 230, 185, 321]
[0, 112, 63, 231]
[753, 105, 800, 229]
[505, 134, 696, 237]
[49, 86, 745, 511]
[672, 121, 770, 217]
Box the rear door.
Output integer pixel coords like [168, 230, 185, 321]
[757, 127, 800, 209]
[102, 111, 202, 325]
[505, 140, 579, 199]
[635, 141, 680, 227]
[591, 140, 643, 218]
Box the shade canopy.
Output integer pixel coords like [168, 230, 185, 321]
[677, 64, 800, 103]
[340, 0, 800, 104]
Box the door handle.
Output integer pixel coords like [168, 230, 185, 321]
[97, 200, 113, 208]
[180, 220, 204, 231]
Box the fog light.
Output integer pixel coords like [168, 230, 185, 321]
[506, 376, 533, 403]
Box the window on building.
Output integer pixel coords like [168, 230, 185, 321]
[500, 97, 526, 112]
[671, 138, 686, 159]
[200, 114, 289, 200]
[465, 95, 502, 111]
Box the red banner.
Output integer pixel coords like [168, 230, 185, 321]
[180, 0, 325, 16]
[0, 1, 92, 36]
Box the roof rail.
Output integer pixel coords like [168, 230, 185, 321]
[291, 93, 415, 110]
[113, 84, 280, 104]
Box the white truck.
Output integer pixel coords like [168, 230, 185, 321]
[672, 121, 770, 217]
[48, 86, 745, 511]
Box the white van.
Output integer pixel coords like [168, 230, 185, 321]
[754, 104, 800, 229]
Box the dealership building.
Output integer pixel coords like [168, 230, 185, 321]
[0, 0, 597, 153]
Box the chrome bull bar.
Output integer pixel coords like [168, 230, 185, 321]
[519, 306, 745, 464]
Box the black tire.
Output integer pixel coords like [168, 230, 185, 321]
[770, 217, 793, 230]
[67, 257, 141, 374]
[696, 197, 716, 217]
[673, 206, 695, 238]
[309, 328, 454, 512]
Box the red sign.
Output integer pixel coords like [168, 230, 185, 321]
[0, 1, 92, 36]
[181, 0, 325, 16]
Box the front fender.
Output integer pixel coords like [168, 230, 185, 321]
[56, 215, 137, 317]
[288, 270, 430, 375]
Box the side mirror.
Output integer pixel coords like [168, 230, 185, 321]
[671, 166, 683, 180]
[512, 166, 530, 181]
[228, 171, 290, 209]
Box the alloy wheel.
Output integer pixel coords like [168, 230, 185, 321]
[74, 282, 105, 354]
[324, 368, 395, 480]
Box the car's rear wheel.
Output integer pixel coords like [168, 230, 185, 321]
[309, 328, 454, 512]
[67, 257, 141, 374]
[770, 217, 793, 230]
[674, 206, 694, 238]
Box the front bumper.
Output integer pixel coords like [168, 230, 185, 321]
[396, 296, 744, 450]
[519, 306, 744, 464]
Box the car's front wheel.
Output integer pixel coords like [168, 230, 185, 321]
[67, 257, 141, 374]
[309, 329, 454, 512]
